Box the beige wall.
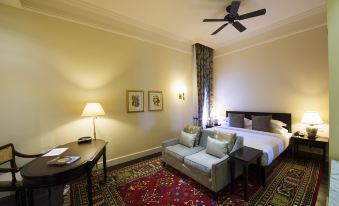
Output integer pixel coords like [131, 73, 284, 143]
[0, 5, 193, 165]
[214, 26, 329, 135]
[328, 0, 339, 161]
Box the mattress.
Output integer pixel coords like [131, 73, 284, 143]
[207, 126, 292, 166]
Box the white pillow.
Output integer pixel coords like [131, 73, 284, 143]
[206, 137, 228, 158]
[179, 131, 196, 148]
[271, 119, 288, 134]
[220, 121, 228, 127]
[222, 117, 230, 127]
[272, 126, 288, 135]
[244, 118, 252, 129]
[271, 119, 287, 127]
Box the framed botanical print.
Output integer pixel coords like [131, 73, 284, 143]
[126, 90, 144, 113]
[148, 91, 163, 111]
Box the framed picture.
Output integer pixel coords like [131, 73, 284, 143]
[126, 90, 144, 113]
[148, 91, 163, 111]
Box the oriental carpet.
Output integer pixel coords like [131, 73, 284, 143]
[65, 154, 321, 206]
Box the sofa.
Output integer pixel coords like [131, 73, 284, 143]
[162, 129, 244, 192]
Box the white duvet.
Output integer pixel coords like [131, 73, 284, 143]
[207, 126, 292, 166]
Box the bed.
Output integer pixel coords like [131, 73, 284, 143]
[207, 111, 292, 185]
[208, 126, 291, 166]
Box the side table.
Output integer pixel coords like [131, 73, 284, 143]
[291, 135, 328, 162]
[229, 146, 263, 201]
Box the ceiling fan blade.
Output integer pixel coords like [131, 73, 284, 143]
[230, 1, 241, 15]
[212, 23, 228, 35]
[238, 9, 266, 20]
[203, 19, 227, 22]
[232, 21, 246, 32]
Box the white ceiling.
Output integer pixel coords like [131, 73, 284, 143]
[1, 0, 327, 53]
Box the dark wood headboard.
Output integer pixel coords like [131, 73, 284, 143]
[226, 111, 292, 132]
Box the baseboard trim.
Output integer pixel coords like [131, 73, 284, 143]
[97, 146, 162, 168]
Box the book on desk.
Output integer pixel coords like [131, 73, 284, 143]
[47, 156, 80, 165]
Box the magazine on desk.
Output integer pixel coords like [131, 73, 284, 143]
[47, 156, 80, 166]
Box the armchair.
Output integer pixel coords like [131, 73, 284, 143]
[0, 143, 43, 205]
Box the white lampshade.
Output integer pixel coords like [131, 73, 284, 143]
[81, 103, 105, 117]
[301, 111, 323, 125]
[177, 85, 187, 93]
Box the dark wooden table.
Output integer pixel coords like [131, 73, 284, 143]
[291, 135, 328, 162]
[21, 139, 108, 206]
[229, 146, 263, 201]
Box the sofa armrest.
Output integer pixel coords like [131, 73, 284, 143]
[230, 135, 244, 153]
[162, 138, 179, 148]
[211, 155, 230, 191]
[162, 138, 180, 161]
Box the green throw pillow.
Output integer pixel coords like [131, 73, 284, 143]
[214, 131, 236, 154]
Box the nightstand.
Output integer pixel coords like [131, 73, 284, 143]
[205, 124, 221, 128]
[291, 135, 328, 162]
[229, 146, 263, 201]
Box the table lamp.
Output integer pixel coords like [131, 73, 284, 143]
[81, 103, 105, 140]
[301, 111, 323, 139]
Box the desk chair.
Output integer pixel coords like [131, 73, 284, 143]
[0, 143, 43, 205]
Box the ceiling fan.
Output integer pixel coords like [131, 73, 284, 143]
[203, 1, 266, 35]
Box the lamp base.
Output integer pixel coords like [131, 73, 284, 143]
[306, 126, 318, 139]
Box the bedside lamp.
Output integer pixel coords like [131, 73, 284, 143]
[82, 103, 105, 140]
[301, 111, 323, 139]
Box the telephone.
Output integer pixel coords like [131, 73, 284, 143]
[293, 131, 305, 137]
[78, 136, 92, 144]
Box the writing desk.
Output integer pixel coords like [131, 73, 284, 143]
[21, 139, 108, 206]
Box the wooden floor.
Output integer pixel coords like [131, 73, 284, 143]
[0, 153, 329, 206]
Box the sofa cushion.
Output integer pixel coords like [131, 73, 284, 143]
[184, 150, 229, 177]
[214, 131, 236, 154]
[199, 130, 215, 147]
[179, 131, 197, 148]
[184, 125, 201, 146]
[165, 144, 204, 162]
[206, 137, 228, 158]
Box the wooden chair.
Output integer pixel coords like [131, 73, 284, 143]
[0, 143, 43, 205]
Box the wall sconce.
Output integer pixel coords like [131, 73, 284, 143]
[177, 85, 187, 100]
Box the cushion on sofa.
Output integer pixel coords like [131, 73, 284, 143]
[184, 150, 229, 177]
[199, 130, 215, 147]
[179, 131, 197, 148]
[184, 125, 201, 146]
[214, 131, 236, 154]
[165, 144, 204, 162]
[206, 137, 228, 158]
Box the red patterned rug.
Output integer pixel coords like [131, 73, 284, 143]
[65, 154, 322, 206]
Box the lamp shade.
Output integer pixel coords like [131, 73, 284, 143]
[81, 103, 105, 117]
[301, 111, 323, 125]
[177, 85, 187, 93]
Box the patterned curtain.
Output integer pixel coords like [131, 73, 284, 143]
[194, 43, 214, 127]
